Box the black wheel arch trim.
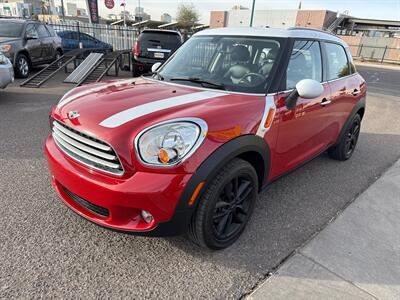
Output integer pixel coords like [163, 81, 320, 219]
[335, 97, 366, 145]
[177, 134, 270, 209]
[143, 134, 271, 236]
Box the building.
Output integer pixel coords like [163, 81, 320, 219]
[66, 2, 77, 16]
[161, 13, 172, 23]
[211, 8, 300, 28]
[0, 2, 30, 17]
[1, 0, 45, 16]
[335, 16, 400, 37]
[295, 9, 337, 29]
[77, 8, 86, 17]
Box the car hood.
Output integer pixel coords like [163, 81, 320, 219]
[52, 77, 266, 174]
[0, 37, 20, 44]
[55, 78, 233, 137]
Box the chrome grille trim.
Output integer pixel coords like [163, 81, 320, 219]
[53, 127, 116, 160]
[52, 120, 124, 176]
[53, 121, 111, 151]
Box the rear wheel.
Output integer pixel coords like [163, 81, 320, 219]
[15, 53, 30, 78]
[328, 114, 361, 160]
[188, 158, 258, 250]
[55, 50, 63, 68]
[132, 64, 141, 77]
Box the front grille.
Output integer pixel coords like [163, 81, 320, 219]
[60, 183, 110, 218]
[52, 120, 124, 176]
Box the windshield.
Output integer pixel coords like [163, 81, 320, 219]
[0, 22, 24, 38]
[157, 35, 281, 93]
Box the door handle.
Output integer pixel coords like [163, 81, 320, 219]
[320, 98, 331, 106]
[352, 89, 361, 96]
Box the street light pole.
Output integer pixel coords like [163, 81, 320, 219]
[138, 0, 141, 21]
[60, 0, 65, 21]
[123, 2, 126, 27]
[250, 0, 256, 27]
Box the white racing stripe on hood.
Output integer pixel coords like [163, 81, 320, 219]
[99, 91, 224, 128]
[57, 79, 136, 108]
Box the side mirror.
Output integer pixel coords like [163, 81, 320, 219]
[151, 62, 162, 73]
[285, 79, 324, 110]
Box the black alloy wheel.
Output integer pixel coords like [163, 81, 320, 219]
[188, 158, 258, 250]
[328, 113, 362, 161]
[212, 175, 254, 240]
[344, 116, 361, 157]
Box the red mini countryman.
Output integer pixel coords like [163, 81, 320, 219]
[45, 27, 366, 249]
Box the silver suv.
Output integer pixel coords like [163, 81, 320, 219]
[0, 19, 63, 78]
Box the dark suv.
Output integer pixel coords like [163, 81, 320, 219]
[132, 29, 182, 77]
[0, 19, 63, 78]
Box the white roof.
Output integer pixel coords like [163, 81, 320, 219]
[194, 27, 348, 47]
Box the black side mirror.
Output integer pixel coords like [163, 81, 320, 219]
[285, 89, 299, 110]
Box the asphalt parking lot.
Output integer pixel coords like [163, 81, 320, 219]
[0, 65, 399, 299]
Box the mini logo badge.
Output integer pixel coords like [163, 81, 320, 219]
[68, 111, 80, 119]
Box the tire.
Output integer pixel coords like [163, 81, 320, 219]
[55, 49, 63, 59]
[15, 53, 30, 78]
[328, 114, 361, 161]
[55, 49, 63, 67]
[188, 158, 258, 250]
[132, 64, 141, 77]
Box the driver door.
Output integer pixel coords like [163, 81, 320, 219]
[274, 40, 332, 175]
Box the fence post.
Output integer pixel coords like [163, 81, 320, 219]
[358, 43, 363, 57]
[381, 46, 388, 64]
[77, 22, 82, 49]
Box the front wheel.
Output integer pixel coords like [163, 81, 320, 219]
[15, 53, 30, 78]
[328, 114, 361, 160]
[188, 158, 258, 250]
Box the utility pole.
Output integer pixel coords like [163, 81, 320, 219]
[250, 0, 256, 27]
[123, 1, 126, 27]
[60, 0, 65, 21]
[138, 0, 141, 21]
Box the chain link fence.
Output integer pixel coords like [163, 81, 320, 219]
[49, 20, 138, 51]
[348, 44, 400, 64]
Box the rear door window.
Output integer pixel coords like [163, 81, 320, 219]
[286, 40, 322, 89]
[324, 42, 350, 80]
[45, 25, 56, 37]
[37, 24, 51, 38]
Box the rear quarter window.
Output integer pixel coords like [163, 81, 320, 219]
[324, 42, 351, 80]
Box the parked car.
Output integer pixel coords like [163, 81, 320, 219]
[57, 31, 113, 53]
[0, 19, 63, 78]
[132, 29, 182, 77]
[45, 27, 366, 250]
[0, 51, 14, 89]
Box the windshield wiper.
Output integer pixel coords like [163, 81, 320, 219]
[169, 77, 226, 90]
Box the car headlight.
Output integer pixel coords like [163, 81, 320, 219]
[135, 118, 207, 166]
[0, 44, 12, 53]
[0, 53, 8, 65]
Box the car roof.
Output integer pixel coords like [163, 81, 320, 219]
[141, 29, 181, 35]
[194, 27, 348, 47]
[0, 18, 35, 24]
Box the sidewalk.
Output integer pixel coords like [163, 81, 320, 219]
[355, 61, 400, 70]
[248, 159, 400, 300]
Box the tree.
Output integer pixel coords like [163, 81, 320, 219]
[176, 4, 199, 29]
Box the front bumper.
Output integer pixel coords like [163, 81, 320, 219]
[0, 62, 14, 89]
[45, 135, 194, 236]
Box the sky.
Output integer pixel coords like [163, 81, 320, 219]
[55, 0, 400, 23]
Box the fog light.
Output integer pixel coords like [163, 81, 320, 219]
[141, 210, 153, 224]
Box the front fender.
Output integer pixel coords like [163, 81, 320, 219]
[176, 134, 270, 211]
